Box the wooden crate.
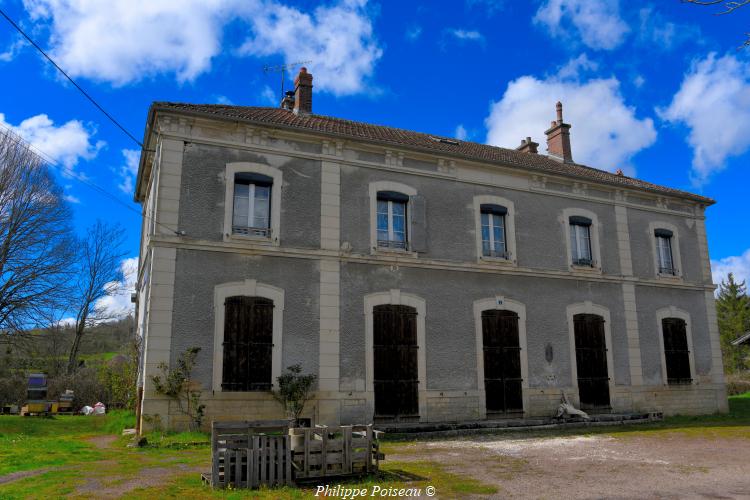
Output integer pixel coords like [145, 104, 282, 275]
[211, 420, 292, 488]
[290, 425, 382, 480]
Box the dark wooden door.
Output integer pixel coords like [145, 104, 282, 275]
[574, 314, 610, 410]
[373, 304, 419, 419]
[222, 296, 274, 391]
[662, 318, 692, 384]
[482, 310, 523, 415]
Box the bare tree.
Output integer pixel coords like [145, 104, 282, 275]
[67, 221, 126, 374]
[0, 127, 76, 344]
[683, 0, 750, 48]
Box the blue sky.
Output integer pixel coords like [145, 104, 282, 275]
[1, 0, 749, 312]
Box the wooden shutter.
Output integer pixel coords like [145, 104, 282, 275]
[482, 310, 523, 414]
[373, 305, 419, 418]
[222, 296, 274, 392]
[574, 314, 610, 409]
[662, 318, 691, 384]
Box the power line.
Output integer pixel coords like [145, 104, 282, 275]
[0, 8, 144, 149]
[0, 123, 180, 236]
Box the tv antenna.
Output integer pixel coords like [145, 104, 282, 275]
[263, 60, 312, 98]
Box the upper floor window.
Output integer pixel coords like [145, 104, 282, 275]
[480, 204, 508, 259]
[655, 229, 675, 275]
[569, 216, 593, 267]
[233, 173, 272, 237]
[377, 191, 408, 250]
[223, 163, 282, 245]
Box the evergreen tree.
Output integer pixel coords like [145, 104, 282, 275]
[716, 273, 750, 373]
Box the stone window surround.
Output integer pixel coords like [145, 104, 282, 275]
[211, 279, 284, 392]
[473, 296, 529, 415]
[566, 301, 616, 400]
[368, 181, 417, 255]
[223, 162, 282, 245]
[473, 195, 518, 265]
[655, 306, 697, 386]
[561, 208, 602, 273]
[648, 221, 683, 281]
[363, 290, 427, 420]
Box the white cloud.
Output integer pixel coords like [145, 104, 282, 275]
[117, 149, 140, 195]
[633, 75, 645, 88]
[63, 193, 80, 204]
[447, 29, 484, 42]
[214, 95, 234, 105]
[0, 38, 25, 62]
[0, 112, 103, 170]
[24, 0, 231, 86]
[534, 0, 629, 51]
[455, 124, 468, 141]
[94, 256, 138, 319]
[484, 58, 657, 172]
[259, 85, 277, 105]
[238, 0, 382, 96]
[23, 0, 383, 95]
[405, 25, 422, 41]
[638, 7, 701, 52]
[658, 53, 750, 185]
[467, 0, 504, 15]
[712, 249, 750, 288]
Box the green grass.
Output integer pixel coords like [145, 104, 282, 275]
[0, 394, 748, 498]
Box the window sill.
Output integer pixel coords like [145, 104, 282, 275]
[656, 273, 683, 283]
[224, 233, 277, 246]
[569, 265, 602, 275]
[372, 247, 419, 258]
[479, 256, 517, 267]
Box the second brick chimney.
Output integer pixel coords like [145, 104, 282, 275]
[294, 67, 313, 114]
[545, 101, 572, 163]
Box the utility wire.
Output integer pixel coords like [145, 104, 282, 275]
[0, 8, 144, 149]
[0, 123, 180, 235]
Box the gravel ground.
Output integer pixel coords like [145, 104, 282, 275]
[388, 432, 750, 499]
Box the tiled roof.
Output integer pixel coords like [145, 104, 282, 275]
[150, 102, 714, 204]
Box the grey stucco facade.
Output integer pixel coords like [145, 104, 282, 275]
[134, 107, 727, 431]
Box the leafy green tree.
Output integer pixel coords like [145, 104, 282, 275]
[716, 273, 750, 373]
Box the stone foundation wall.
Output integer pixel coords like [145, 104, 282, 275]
[141, 382, 727, 431]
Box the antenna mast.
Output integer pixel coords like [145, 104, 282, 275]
[263, 60, 312, 98]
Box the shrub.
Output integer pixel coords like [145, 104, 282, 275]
[726, 372, 750, 396]
[272, 364, 316, 426]
[48, 367, 108, 410]
[150, 347, 205, 431]
[0, 372, 26, 407]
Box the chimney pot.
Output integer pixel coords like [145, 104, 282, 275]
[545, 101, 573, 163]
[294, 67, 313, 114]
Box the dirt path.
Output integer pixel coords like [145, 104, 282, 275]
[76, 463, 206, 498]
[389, 433, 750, 499]
[0, 469, 51, 486]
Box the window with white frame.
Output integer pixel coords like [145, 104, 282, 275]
[655, 229, 676, 275]
[232, 173, 272, 237]
[569, 216, 593, 267]
[377, 191, 408, 250]
[480, 204, 508, 259]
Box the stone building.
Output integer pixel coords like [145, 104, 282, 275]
[134, 68, 727, 430]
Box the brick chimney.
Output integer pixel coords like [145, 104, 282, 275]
[516, 137, 539, 154]
[294, 67, 313, 114]
[545, 101, 572, 163]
